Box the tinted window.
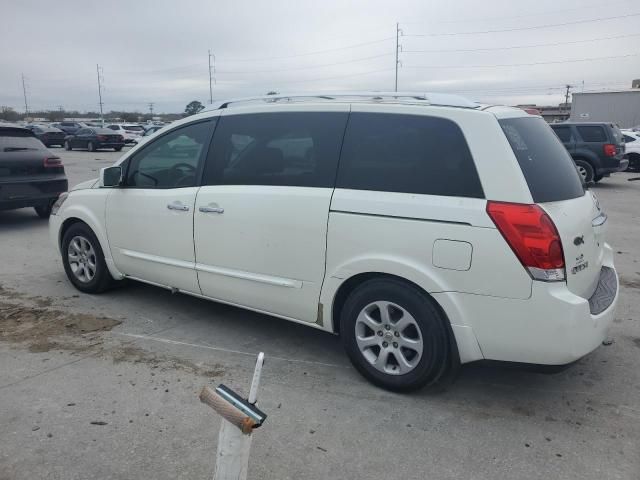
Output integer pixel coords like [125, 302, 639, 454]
[126, 120, 214, 189]
[500, 117, 584, 203]
[0, 131, 43, 151]
[623, 134, 636, 143]
[203, 112, 348, 188]
[577, 126, 606, 142]
[76, 129, 91, 135]
[336, 112, 483, 198]
[107, 125, 118, 130]
[551, 126, 573, 143]
[124, 125, 144, 131]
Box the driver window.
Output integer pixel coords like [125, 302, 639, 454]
[125, 120, 214, 189]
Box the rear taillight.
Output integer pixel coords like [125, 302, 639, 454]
[97, 135, 107, 141]
[603, 144, 616, 157]
[487, 201, 565, 282]
[44, 156, 62, 168]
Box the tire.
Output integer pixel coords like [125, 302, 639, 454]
[64, 141, 71, 151]
[627, 153, 640, 172]
[87, 141, 96, 152]
[574, 159, 594, 183]
[339, 278, 458, 392]
[593, 174, 603, 182]
[114, 146, 123, 152]
[34, 204, 52, 219]
[61, 223, 114, 293]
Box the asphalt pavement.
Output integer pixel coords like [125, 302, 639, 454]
[1, 147, 639, 479]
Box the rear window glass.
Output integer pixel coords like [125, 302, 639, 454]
[577, 126, 606, 142]
[336, 112, 484, 198]
[0, 131, 44, 151]
[610, 126, 622, 143]
[500, 117, 584, 203]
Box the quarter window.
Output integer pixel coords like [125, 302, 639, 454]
[203, 112, 349, 188]
[125, 121, 214, 189]
[336, 112, 484, 198]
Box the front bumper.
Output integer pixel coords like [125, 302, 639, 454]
[97, 142, 125, 149]
[49, 212, 63, 254]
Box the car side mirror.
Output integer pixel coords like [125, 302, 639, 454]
[100, 166, 123, 187]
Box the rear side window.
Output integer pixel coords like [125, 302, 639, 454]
[203, 112, 349, 188]
[623, 134, 636, 143]
[551, 126, 573, 143]
[577, 126, 606, 142]
[336, 112, 483, 198]
[500, 117, 584, 203]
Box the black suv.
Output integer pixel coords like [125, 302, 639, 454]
[550, 122, 628, 183]
[0, 126, 68, 217]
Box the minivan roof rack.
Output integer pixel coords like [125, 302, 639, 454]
[207, 91, 479, 110]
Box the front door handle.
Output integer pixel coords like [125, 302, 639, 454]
[167, 202, 190, 212]
[199, 206, 224, 214]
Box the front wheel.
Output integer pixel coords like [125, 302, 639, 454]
[574, 159, 594, 183]
[87, 141, 96, 152]
[340, 278, 457, 392]
[61, 223, 115, 293]
[64, 141, 71, 151]
[114, 146, 123, 152]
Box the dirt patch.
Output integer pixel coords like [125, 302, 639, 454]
[0, 300, 121, 353]
[0, 284, 224, 379]
[112, 345, 224, 378]
[620, 277, 640, 290]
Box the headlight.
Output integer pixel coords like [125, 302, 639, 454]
[51, 192, 69, 216]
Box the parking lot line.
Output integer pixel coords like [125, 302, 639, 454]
[113, 332, 350, 369]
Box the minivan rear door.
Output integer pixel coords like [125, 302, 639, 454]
[500, 116, 604, 299]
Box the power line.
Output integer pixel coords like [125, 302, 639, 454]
[405, 52, 639, 69]
[216, 53, 392, 75]
[404, 12, 640, 37]
[402, 32, 640, 54]
[273, 67, 394, 85]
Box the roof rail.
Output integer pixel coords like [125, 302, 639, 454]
[206, 91, 478, 110]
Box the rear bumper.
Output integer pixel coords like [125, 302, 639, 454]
[596, 158, 628, 175]
[0, 178, 68, 210]
[437, 244, 618, 366]
[97, 142, 125, 149]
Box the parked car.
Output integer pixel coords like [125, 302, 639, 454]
[105, 124, 144, 144]
[621, 130, 640, 171]
[63, 128, 125, 152]
[550, 122, 628, 183]
[52, 121, 87, 135]
[0, 125, 68, 218]
[27, 125, 66, 147]
[49, 92, 618, 391]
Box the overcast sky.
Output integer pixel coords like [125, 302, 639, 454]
[1, 0, 638, 113]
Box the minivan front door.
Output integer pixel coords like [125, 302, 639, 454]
[106, 120, 215, 294]
[194, 109, 349, 322]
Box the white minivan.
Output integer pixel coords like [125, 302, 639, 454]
[49, 92, 619, 391]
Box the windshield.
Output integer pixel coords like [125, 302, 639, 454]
[500, 117, 585, 203]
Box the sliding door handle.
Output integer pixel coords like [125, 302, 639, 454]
[199, 206, 224, 214]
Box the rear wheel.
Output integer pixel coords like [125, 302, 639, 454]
[593, 174, 603, 182]
[340, 278, 457, 392]
[61, 223, 114, 293]
[114, 146, 123, 152]
[574, 159, 594, 183]
[87, 141, 96, 152]
[34, 204, 52, 219]
[64, 141, 71, 151]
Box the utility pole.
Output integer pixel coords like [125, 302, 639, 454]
[394, 23, 402, 92]
[148, 102, 154, 116]
[208, 50, 216, 104]
[564, 84, 573, 112]
[21, 73, 29, 117]
[96, 64, 104, 126]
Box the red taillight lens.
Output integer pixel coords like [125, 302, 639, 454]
[44, 156, 62, 168]
[487, 201, 565, 281]
[97, 135, 107, 141]
[603, 144, 616, 157]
